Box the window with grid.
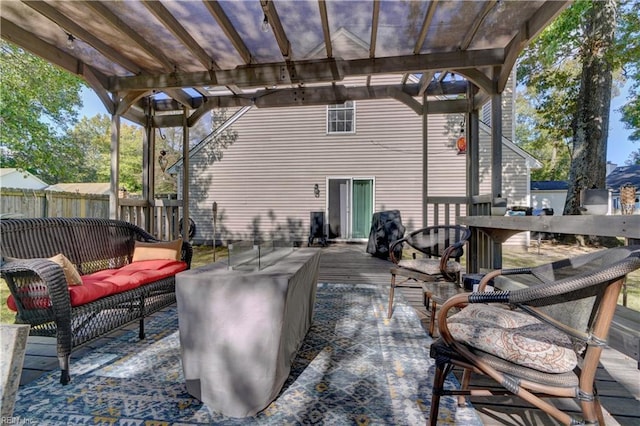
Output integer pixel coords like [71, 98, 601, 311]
[327, 101, 355, 134]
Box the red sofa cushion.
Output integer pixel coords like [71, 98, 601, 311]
[6, 260, 187, 311]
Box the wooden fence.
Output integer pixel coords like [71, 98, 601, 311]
[1, 187, 184, 241]
[0, 187, 110, 219]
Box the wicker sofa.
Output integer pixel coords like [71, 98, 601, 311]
[0, 217, 192, 384]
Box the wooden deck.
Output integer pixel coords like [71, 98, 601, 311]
[18, 243, 640, 425]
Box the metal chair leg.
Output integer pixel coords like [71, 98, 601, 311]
[388, 273, 396, 319]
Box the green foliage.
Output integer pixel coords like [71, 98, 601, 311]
[613, 1, 639, 165]
[627, 149, 640, 164]
[516, 0, 639, 179]
[65, 114, 143, 193]
[156, 109, 238, 194]
[0, 41, 85, 184]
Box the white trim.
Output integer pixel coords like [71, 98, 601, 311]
[326, 101, 356, 134]
[325, 175, 375, 241]
[477, 120, 541, 169]
[168, 106, 253, 173]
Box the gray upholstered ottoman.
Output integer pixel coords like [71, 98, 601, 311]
[175, 248, 321, 417]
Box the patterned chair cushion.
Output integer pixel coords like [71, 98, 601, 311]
[398, 258, 461, 275]
[447, 304, 577, 373]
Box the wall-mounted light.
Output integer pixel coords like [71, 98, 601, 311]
[261, 14, 270, 33]
[314, 184, 320, 198]
[66, 33, 75, 50]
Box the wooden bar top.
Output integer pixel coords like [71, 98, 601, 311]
[458, 215, 640, 242]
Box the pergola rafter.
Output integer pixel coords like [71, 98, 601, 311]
[1, 0, 571, 236]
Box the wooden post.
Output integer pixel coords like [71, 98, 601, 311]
[490, 70, 503, 270]
[109, 114, 120, 220]
[422, 92, 429, 228]
[182, 107, 190, 241]
[142, 103, 156, 234]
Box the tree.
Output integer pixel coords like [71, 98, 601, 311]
[516, 0, 637, 217]
[617, 1, 640, 162]
[156, 108, 238, 194]
[515, 84, 573, 181]
[65, 114, 144, 193]
[564, 0, 617, 216]
[0, 41, 85, 183]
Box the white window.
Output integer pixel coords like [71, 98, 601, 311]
[327, 101, 355, 134]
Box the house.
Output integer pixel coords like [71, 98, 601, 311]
[164, 28, 541, 247]
[0, 168, 48, 190]
[531, 164, 640, 215]
[530, 181, 569, 215]
[172, 72, 539, 247]
[606, 165, 640, 213]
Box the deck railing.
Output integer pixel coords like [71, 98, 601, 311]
[426, 194, 494, 273]
[118, 198, 182, 241]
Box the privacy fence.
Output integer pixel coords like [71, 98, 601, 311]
[1, 188, 183, 242]
[1, 187, 109, 219]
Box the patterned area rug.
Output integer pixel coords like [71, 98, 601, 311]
[13, 283, 482, 425]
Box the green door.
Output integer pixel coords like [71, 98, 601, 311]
[351, 179, 373, 238]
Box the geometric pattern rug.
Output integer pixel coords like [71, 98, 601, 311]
[13, 283, 482, 425]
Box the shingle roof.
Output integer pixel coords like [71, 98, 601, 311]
[531, 181, 569, 191]
[606, 165, 640, 192]
[531, 166, 640, 194]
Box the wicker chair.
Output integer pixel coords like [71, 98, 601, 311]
[387, 225, 470, 330]
[429, 245, 640, 426]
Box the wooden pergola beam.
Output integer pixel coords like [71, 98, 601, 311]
[23, 1, 143, 75]
[82, 0, 175, 72]
[111, 49, 504, 92]
[203, 0, 253, 64]
[142, 0, 219, 71]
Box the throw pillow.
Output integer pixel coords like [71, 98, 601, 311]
[2, 254, 82, 286]
[132, 238, 183, 262]
[49, 253, 83, 286]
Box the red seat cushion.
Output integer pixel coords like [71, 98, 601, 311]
[6, 260, 187, 311]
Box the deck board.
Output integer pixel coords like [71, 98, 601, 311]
[18, 243, 640, 425]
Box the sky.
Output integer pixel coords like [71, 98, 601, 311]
[78, 84, 637, 166]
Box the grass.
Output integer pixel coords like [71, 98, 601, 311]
[501, 242, 640, 311]
[2, 243, 638, 324]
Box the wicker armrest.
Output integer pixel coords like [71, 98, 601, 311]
[1, 258, 72, 319]
[476, 268, 533, 292]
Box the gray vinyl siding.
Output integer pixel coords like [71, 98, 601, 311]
[184, 80, 531, 247]
[481, 70, 516, 141]
[477, 123, 531, 246]
[188, 98, 429, 243]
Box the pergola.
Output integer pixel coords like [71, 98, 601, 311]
[1, 0, 570, 237]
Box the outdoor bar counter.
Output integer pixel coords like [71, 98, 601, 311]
[458, 215, 640, 270]
[175, 248, 321, 418]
